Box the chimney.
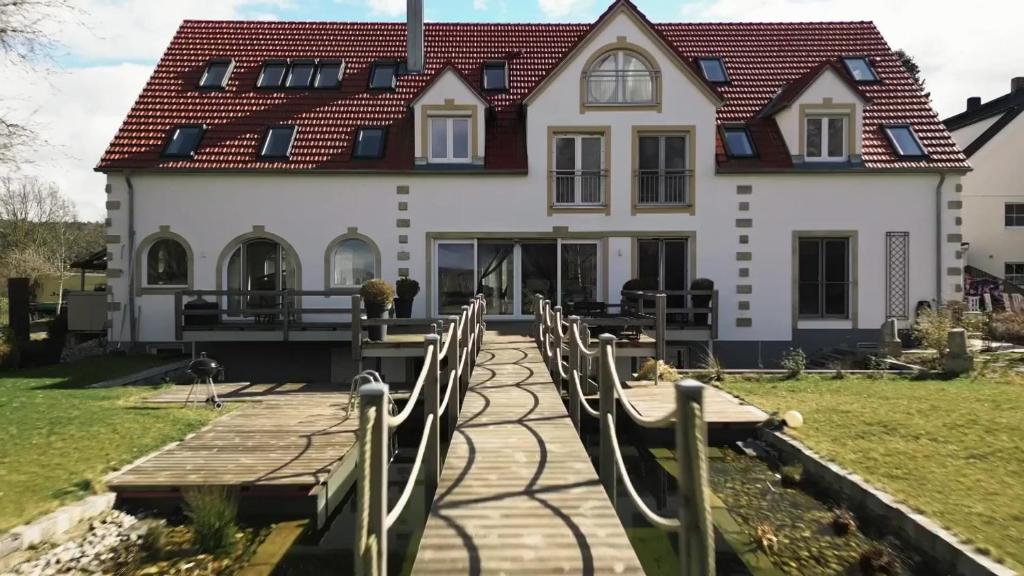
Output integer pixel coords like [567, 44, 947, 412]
[1013, 77, 1024, 93]
[967, 96, 982, 112]
[407, 0, 424, 74]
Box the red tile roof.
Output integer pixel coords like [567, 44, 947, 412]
[97, 5, 969, 173]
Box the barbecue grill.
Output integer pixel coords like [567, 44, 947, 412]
[184, 352, 224, 409]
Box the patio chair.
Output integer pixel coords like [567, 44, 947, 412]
[983, 293, 994, 312]
[1011, 293, 1024, 314]
[966, 296, 981, 313]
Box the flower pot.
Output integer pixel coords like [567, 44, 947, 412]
[394, 297, 414, 319]
[365, 301, 390, 341]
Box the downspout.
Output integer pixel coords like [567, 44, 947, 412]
[125, 173, 137, 348]
[934, 172, 947, 306]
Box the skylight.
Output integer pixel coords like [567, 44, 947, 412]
[884, 126, 927, 158]
[285, 60, 316, 88]
[842, 57, 878, 82]
[315, 61, 344, 89]
[163, 125, 205, 158]
[199, 59, 233, 89]
[257, 61, 288, 88]
[483, 61, 508, 91]
[353, 128, 386, 159]
[369, 61, 398, 90]
[260, 126, 297, 159]
[698, 58, 728, 83]
[722, 126, 756, 158]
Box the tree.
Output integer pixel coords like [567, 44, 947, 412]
[895, 48, 930, 101]
[0, 175, 102, 312]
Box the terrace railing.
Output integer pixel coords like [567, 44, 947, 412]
[354, 295, 486, 576]
[534, 293, 714, 576]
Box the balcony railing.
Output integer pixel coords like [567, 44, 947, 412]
[635, 169, 692, 206]
[584, 70, 660, 105]
[551, 169, 607, 207]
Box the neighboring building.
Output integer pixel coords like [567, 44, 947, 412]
[97, 0, 968, 377]
[944, 78, 1024, 287]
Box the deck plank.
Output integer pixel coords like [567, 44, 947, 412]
[412, 335, 643, 575]
[623, 380, 768, 424]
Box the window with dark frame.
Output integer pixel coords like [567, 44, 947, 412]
[163, 125, 205, 158]
[1005, 263, 1024, 286]
[884, 126, 927, 158]
[482, 61, 508, 91]
[842, 57, 878, 82]
[260, 126, 297, 159]
[798, 237, 851, 319]
[722, 127, 756, 158]
[1006, 203, 1024, 227]
[199, 59, 233, 89]
[637, 134, 689, 205]
[146, 239, 188, 287]
[285, 60, 316, 88]
[257, 61, 288, 88]
[353, 127, 386, 159]
[698, 58, 728, 83]
[369, 61, 398, 90]
[315, 61, 344, 88]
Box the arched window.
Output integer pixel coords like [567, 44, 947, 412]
[331, 238, 377, 288]
[145, 238, 188, 287]
[586, 50, 655, 105]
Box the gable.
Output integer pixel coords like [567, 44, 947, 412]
[412, 67, 488, 162]
[773, 68, 867, 159]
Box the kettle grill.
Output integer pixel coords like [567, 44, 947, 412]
[185, 352, 224, 409]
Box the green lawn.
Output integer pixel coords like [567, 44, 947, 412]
[722, 371, 1024, 571]
[0, 356, 219, 531]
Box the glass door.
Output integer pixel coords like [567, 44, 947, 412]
[559, 241, 600, 314]
[436, 242, 476, 315]
[520, 241, 557, 315]
[477, 241, 515, 316]
[636, 238, 688, 322]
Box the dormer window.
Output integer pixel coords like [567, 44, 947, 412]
[884, 125, 927, 158]
[315, 60, 344, 89]
[429, 116, 471, 163]
[483, 61, 508, 91]
[163, 125, 205, 158]
[722, 126, 756, 158]
[199, 59, 233, 89]
[698, 58, 728, 83]
[805, 115, 847, 161]
[353, 127, 386, 159]
[257, 60, 288, 88]
[285, 60, 316, 88]
[369, 61, 398, 90]
[842, 57, 877, 82]
[585, 50, 655, 105]
[260, 125, 296, 159]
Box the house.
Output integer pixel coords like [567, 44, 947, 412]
[96, 0, 968, 379]
[944, 78, 1024, 292]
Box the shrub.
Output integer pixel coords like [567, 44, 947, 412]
[779, 463, 803, 487]
[637, 358, 679, 382]
[700, 351, 725, 383]
[183, 486, 239, 556]
[913, 304, 961, 356]
[395, 277, 420, 300]
[831, 508, 856, 536]
[140, 521, 170, 561]
[359, 279, 395, 307]
[989, 312, 1024, 344]
[779, 348, 806, 379]
[858, 544, 902, 575]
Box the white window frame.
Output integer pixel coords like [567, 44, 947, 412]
[1005, 203, 1024, 228]
[428, 115, 472, 164]
[329, 238, 377, 289]
[552, 133, 606, 207]
[805, 114, 848, 162]
[585, 49, 656, 106]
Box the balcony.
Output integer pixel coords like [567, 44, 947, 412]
[584, 70, 660, 106]
[635, 169, 692, 207]
[551, 169, 607, 208]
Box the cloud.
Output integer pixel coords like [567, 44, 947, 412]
[537, 0, 596, 19]
[473, 0, 488, 10]
[362, 0, 406, 17]
[681, 0, 1024, 119]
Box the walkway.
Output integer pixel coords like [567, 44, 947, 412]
[412, 335, 644, 575]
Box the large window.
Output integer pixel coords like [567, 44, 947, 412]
[225, 239, 296, 316]
[586, 49, 655, 105]
[637, 134, 689, 205]
[798, 237, 851, 319]
[1005, 203, 1024, 227]
[437, 242, 476, 315]
[145, 239, 188, 287]
[805, 115, 847, 161]
[552, 133, 605, 207]
[429, 116, 471, 163]
[330, 238, 376, 289]
[560, 242, 599, 308]
[1006, 263, 1024, 286]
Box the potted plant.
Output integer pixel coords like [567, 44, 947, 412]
[394, 277, 420, 319]
[690, 278, 714, 326]
[360, 279, 395, 341]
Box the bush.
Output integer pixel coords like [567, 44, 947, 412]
[913, 306, 957, 356]
[779, 463, 803, 487]
[395, 277, 420, 300]
[989, 312, 1024, 344]
[637, 358, 679, 382]
[700, 351, 725, 383]
[183, 486, 239, 556]
[359, 279, 395, 307]
[779, 348, 806, 379]
[140, 521, 170, 561]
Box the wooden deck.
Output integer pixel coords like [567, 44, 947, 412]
[412, 335, 643, 575]
[108, 384, 359, 526]
[623, 380, 768, 425]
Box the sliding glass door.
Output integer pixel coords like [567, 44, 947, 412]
[437, 242, 475, 315]
[520, 242, 557, 315]
[478, 241, 515, 315]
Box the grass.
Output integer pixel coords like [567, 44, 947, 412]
[0, 355, 219, 532]
[721, 370, 1024, 570]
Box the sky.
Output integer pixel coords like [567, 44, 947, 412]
[1, 0, 1021, 220]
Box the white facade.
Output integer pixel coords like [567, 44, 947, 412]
[101, 7, 965, 367]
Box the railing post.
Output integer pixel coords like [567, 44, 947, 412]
[598, 333, 617, 504]
[174, 291, 183, 342]
[282, 289, 290, 342]
[460, 305, 471, 394]
[423, 334, 441, 505]
[552, 306, 563, 385]
[655, 293, 666, 386]
[476, 294, 486, 350]
[568, 316, 581, 432]
[447, 315, 461, 433]
[533, 294, 542, 345]
[352, 295, 363, 368]
[583, 324, 594, 395]
[675, 380, 714, 576]
[355, 382, 388, 576]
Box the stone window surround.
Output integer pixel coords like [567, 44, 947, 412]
[797, 101, 857, 163]
[323, 228, 382, 294]
[418, 100, 482, 165]
[546, 125, 612, 216]
[579, 39, 662, 113]
[630, 125, 697, 215]
[134, 226, 194, 296]
[791, 230, 859, 330]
